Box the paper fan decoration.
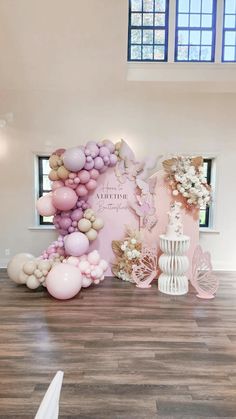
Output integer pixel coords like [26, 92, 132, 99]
[191, 245, 219, 299]
[132, 247, 158, 288]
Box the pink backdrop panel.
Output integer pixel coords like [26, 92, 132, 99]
[143, 170, 199, 275]
[88, 168, 139, 275]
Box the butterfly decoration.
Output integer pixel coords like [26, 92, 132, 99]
[191, 245, 219, 299]
[132, 247, 158, 288]
[129, 177, 158, 231]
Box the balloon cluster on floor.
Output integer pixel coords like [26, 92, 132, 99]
[7, 140, 118, 300]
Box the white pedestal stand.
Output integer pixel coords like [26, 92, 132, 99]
[158, 235, 190, 296]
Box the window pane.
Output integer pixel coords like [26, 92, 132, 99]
[189, 45, 200, 60]
[175, 0, 216, 62]
[202, 0, 213, 13]
[131, 0, 142, 11]
[143, 0, 154, 12]
[201, 14, 212, 28]
[154, 45, 165, 59]
[178, 30, 189, 45]
[131, 13, 142, 26]
[225, 15, 236, 29]
[42, 159, 50, 174]
[43, 175, 51, 191]
[179, 0, 190, 13]
[225, 0, 236, 14]
[190, 30, 201, 45]
[143, 13, 154, 25]
[190, 14, 201, 27]
[178, 14, 189, 27]
[199, 209, 207, 226]
[200, 46, 212, 60]
[177, 45, 189, 60]
[190, 0, 201, 13]
[155, 13, 165, 26]
[143, 45, 154, 59]
[201, 30, 212, 45]
[131, 29, 142, 44]
[155, 29, 165, 44]
[129, 0, 169, 61]
[143, 29, 154, 43]
[225, 30, 236, 45]
[155, 0, 166, 12]
[131, 45, 142, 59]
[224, 46, 235, 61]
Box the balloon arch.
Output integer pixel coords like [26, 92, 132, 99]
[8, 140, 122, 299]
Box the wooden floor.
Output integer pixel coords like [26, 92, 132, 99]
[0, 271, 236, 418]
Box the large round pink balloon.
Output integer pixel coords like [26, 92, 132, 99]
[46, 263, 82, 300]
[63, 147, 86, 172]
[52, 187, 78, 211]
[36, 194, 57, 216]
[64, 232, 89, 257]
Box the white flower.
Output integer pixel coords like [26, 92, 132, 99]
[131, 238, 137, 245]
[173, 189, 179, 196]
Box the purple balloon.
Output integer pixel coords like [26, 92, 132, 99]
[84, 160, 94, 170]
[109, 153, 118, 166]
[94, 156, 104, 170]
[60, 217, 72, 230]
[99, 146, 110, 158]
[71, 208, 83, 221]
[63, 147, 86, 172]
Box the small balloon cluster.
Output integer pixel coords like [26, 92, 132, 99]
[7, 140, 119, 300]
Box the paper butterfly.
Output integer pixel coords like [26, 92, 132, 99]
[191, 245, 219, 299]
[132, 247, 158, 288]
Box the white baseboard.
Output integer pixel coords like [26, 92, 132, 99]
[0, 258, 9, 269]
[1, 258, 235, 272]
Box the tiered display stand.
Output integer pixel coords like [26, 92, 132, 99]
[158, 235, 190, 295]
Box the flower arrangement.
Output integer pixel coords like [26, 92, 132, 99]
[163, 156, 211, 209]
[112, 227, 142, 282]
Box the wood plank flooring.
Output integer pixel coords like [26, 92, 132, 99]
[0, 270, 236, 418]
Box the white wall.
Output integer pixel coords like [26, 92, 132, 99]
[0, 0, 235, 270]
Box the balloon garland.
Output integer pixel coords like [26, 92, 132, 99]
[7, 139, 158, 300]
[7, 140, 118, 299]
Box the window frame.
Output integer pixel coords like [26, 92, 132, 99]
[174, 0, 217, 62]
[199, 158, 212, 228]
[128, 0, 170, 62]
[38, 156, 53, 226]
[222, 0, 236, 62]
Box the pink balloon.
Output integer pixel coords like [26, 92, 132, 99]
[52, 187, 78, 211]
[90, 169, 99, 180]
[64, 232, 89, 257]
[36, 194, 57, 216]
[46, 263, 82, 300]
[86, 179, 97, 191]
[52, 180, 64, 191]
[78, 170, 90, 184]
[76, 184, 88, 197]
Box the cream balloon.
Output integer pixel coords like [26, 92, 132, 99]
[7, 253, 35, 284]
[27, 275, 40, 289]
[78, 218, 92, 233]
[85, 228, 98, 241]
[92, 218, 104, 231]
[23, 260, 37, 275]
